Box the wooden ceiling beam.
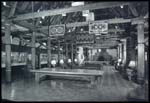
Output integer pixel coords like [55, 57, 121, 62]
[8, 2, 18, 17]
[11, 2, 130, 21]
[12, 20, 48, 36]
[128, 3, 138, 17]
[37, 18, 132, 31]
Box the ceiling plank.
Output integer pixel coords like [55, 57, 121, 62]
[11, 2, 130, 21]
[19, 2, 30, 11]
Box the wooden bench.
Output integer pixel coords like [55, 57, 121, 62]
[30, 68, 104, 86]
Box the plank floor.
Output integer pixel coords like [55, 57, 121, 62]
[2, 66, 140, 101]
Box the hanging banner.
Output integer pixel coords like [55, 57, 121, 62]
[76, 33, 95, 44]
[89, 22, 108, 34]
[49, 25, 65, 36]
[82, 10, 89, 17]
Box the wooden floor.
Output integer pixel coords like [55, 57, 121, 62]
[2, 66, 140, 101]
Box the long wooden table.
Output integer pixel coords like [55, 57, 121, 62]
[30, 68, 104, 85]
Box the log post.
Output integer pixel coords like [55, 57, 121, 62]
[47, 37, 51, 68]
[58, 41, 60, 65]
[71, 43, 74, 68]
[71, 43, 74, 63]
[5, 22, 11, 82]
[137, 21, 145, 84]
[122, 39, 127, 65]
[31, 31, 36, 70]
[66, 43, 68, 61]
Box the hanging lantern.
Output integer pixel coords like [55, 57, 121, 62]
[49, 25, 65, 36]
[89, 21, 108, 34]
[128, 61, 136, 68]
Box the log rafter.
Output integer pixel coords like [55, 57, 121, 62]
[10, 2, 130, 21]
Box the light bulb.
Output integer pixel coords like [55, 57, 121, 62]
[51, 60, 56, 65]
[3, 2, 6, 6]
[68, 59, 71, 63]
[42, 16, 45, 19]
[74, 59, 77, 62]
[60, 59, 64, 64]
[120, 5, 124, 9]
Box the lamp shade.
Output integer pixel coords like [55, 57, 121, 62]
[60, 59, 64, 64]
[51, 60, 56, 65]
[68, 59, 71, 63]
[98, 49, 101, 52]
[118, 59, 122, 62]
[74, 58, 77, 62]
[128, 61, 136, 68]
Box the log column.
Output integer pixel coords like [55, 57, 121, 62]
[137, 21, 145, 84]
[71, 43, 74, 63]
[5, 22, 11, 82]
[122, 39, 127, 65]
[119, 43, 123, 62]
[75, 43, 77, 60]
[65, 43, 68, 61]
[91, 48, 93, 60]
[37, 53, 41, 69]
[47, 37, 51, 68]
[31, 32, 36, 70]
[58, 41, 60, 65]
[117, 45, 120, 59]
[31, 2, 36, 70]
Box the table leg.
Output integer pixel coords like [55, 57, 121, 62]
[98, 76, 103, 89]
[51, 80, 56, 88]
[35, 73, 40, 83]
[90, 76, 97, 85]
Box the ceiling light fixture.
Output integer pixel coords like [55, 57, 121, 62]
[62, 13, 66, 16]
[71, 2, 84, 7]
[39, 21, 42, 23]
